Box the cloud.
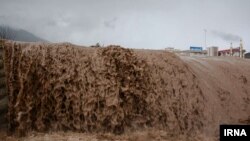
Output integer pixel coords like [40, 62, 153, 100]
[104, 17, 118, 29]
[0, 0, 250, 51]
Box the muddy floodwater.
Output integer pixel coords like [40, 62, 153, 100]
[0, 40, 249, 141]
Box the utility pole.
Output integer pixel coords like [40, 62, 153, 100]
[230, 42, 233, 56]
[204, 29, 207, 49]
[240, 39, 243, 58]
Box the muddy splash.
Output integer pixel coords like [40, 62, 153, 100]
[1, 40, 205, 136]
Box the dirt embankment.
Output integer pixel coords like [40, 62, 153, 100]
[0, 40, 249, 141]
[181, 56, 250, 138]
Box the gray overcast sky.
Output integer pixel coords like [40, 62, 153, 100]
[0, 0, 250, 51]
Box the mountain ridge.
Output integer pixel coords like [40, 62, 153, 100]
[0, 25, 47, 42]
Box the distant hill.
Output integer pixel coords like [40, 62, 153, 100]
[0, 25, 47, 42]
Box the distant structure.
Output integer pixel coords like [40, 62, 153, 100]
[176, 46, 206, 56]
[218, 40, 245, 58]
[188, 46, 206, 56]
[190, 46, 203, 52]
[245, 52, 250, 59]
[165, 47, 180, 53]
[207, 46, 218, 56]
